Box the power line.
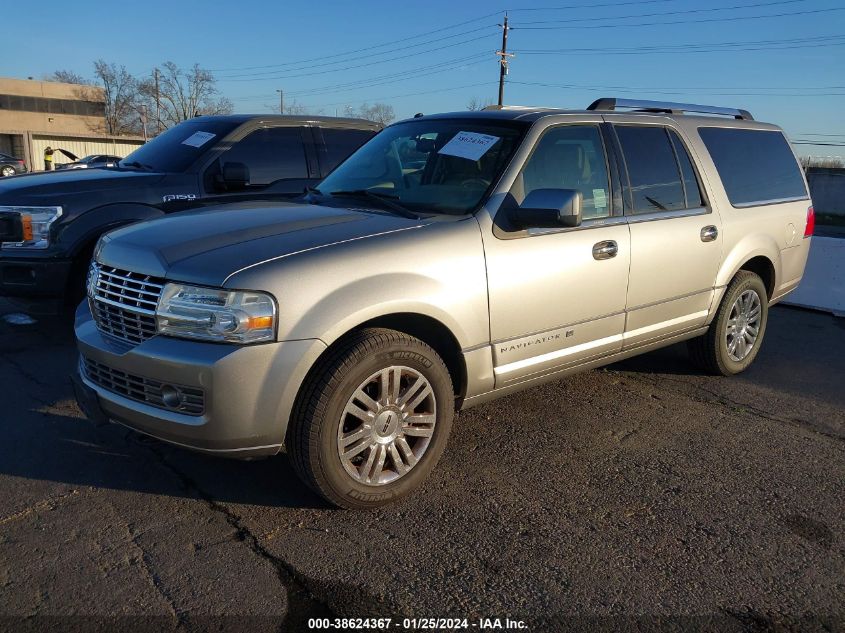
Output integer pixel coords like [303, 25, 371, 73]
[297, 82, 499, 110]
[513, 0, 802, 26]
[281, 54, 491, 98]
[507, 79, 845, 98]
[511, 5, 845, 29]
[209, 0, 679, 73]
[209, 11, 502, 72]
[216, 26, 495, 79]
[792, 141, 845, 146]
[510, 34, 845, 55]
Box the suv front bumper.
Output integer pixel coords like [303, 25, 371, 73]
[73, 301, 327, 457]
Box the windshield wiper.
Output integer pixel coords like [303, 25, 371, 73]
[328, 189, 419, 219]
[120, 161, 153, 171]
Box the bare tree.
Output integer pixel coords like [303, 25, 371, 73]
[46, 70, 91, 85]
[93, 60, 140, 135]
[466, 96, 493, 111]
[140, 62, 232, 129]
[358, 102, 395, 125]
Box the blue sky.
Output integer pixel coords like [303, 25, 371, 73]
[5, 0, 844, 155]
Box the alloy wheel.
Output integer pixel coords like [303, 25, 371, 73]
[337, 365, 436, 486]
[725, 289, 762, 361]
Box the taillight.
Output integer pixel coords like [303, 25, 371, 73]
[804, 206, 815, 238]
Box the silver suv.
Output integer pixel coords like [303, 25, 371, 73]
[73, 98, 814, 509]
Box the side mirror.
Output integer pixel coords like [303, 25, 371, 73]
[510, 188, 582, 229]
[215, 162, 250, 191]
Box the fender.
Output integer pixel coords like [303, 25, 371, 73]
[288, 272, 481, 352]
[710, 231, 780, 316]
[59, 203, 167, 258]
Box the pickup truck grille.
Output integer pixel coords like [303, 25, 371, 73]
[90, 263, 164, 345]
[82, 357, 205, 416]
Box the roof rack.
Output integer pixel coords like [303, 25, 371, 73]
[482, 105, 559, 111]
[587, 98, 753, 121]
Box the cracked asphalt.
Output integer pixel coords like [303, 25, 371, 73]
[0, 298, 843, 631]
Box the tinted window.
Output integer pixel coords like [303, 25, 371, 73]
[319, 128, 376, 175]
[616, 126, 685, 214]
[668, 130, 704, 208]
[219, 126, 307, 184]
[698, 127, 807, 206]
[120, 118, 240, 173]
[516, 125, 612, 219]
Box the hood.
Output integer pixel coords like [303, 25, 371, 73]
[97, 200, 428, 287]
[0, 168, 166, 211]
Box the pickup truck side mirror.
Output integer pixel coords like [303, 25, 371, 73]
[215, 162, 250, 191]
[510, 188, 583, 229]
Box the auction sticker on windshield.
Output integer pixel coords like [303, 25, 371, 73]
[438, 131, 500, 161]
[181, 131, 216, 148]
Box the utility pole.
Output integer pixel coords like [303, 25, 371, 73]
[496, 14, 513, 107]
[276, 89, 284, 114]
[153, 68, 161, 134]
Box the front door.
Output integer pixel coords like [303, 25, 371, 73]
[483, 122, 631, 386]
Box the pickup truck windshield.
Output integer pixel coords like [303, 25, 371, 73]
[319, 119, 526, 214]
[119, 119, 240, 173]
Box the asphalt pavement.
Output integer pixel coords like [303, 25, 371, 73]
[0, 299, 843, 631]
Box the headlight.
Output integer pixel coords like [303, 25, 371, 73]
[0, 206, 62, 249]
[156, 283, 277, 344]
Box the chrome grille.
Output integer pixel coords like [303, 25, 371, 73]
[82, 357, 205, 416]
[90, 263, 164, 345]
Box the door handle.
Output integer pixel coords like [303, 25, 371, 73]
[700, 225, 718, 242]
[592, 240, 618, 260]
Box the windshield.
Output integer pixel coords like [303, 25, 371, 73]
[318, 119, 526, 214]
[119, 118, 240, 173]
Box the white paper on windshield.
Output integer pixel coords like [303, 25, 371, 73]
[181, 131, 216, 148]
[438, 131, 500, 161]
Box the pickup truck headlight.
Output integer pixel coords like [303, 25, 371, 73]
[156, 283, 277, 344]
[0, 206, 63, 249]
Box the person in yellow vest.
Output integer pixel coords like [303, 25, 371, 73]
[43, 147, 55, 171]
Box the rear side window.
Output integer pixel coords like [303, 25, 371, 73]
[220, 126, 308, 185]
[698, 127, 807, 206]
[616, 126, 686, 214]
[318, 128, 376, 175]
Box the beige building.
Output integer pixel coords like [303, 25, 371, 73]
[0, 77, 144, 170]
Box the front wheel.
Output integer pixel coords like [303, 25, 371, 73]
[688, 270, 769, 376]
[1, 166, 16, 177]
[287, 328, 455, 509]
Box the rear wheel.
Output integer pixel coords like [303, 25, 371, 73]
[1, 166, 15, 177]
[688, 270, 768, 376]
[287, 328, 454, 509]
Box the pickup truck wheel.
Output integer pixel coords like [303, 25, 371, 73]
[688, 270, 769, 376]
[288, 328, 454, 510]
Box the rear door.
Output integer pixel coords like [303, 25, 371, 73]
[610, 120, 722, 347]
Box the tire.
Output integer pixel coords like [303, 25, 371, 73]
[287, 328, 455, 510]
[688, 270, 769, 376]
[0, 166, 16, 177]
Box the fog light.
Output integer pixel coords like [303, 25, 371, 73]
[160, 385, 183, 410]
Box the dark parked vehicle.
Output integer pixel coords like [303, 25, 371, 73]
[0, 152, 27, 177]
[55, 154, 123, 170]
[0, 114, 380, 311]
